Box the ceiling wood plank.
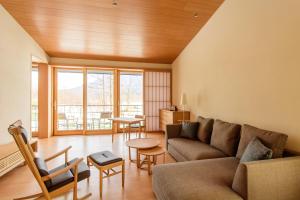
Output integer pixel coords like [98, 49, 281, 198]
[0, 0, 224, 63]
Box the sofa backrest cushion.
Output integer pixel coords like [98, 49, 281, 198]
[210, 119, 241, 156]
[236, 124, 288, 159]
[197, 116, 214, 144]
[180, 122, 200, 139]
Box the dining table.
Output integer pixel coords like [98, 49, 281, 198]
[109, 117, 144, 142]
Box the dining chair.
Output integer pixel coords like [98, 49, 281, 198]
[58, 113, 68, 129]
[100, 112, 112, 129]
[130, 115, 147, 138]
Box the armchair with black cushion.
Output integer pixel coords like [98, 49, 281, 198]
[8, 120, 91, 200]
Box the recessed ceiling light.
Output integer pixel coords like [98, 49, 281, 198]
[112, 0, 118, 6]
[193, 12, 199, 18]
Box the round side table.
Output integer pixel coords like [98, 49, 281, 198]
[126, 138, 160, 168]
[138, 146, 166, 175]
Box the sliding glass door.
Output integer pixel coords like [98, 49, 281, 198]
[31, 68, 38, 134]
[55, 69, 84, 134]
[53, 68, 144, 135]
[87, 70, 114, 131]
[119, 71, 143, 118]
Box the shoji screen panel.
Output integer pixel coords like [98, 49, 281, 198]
[144, 71, 171, 131]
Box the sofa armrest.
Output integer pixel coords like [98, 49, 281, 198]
[165, 124, 182, 149]
[233, 156, 300, 200]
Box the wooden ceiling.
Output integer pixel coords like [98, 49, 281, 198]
[1, 0, 224, 63]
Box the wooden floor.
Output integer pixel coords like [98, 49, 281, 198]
[0, 133, 175, 200]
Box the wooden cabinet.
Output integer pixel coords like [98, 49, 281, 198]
[159, 109, 190, 133]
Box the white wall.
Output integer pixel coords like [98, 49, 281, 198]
[172, 0, 300, 151]
[0, 5, 48, 144]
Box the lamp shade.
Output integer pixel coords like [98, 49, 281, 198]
[180, 93, 187, 105]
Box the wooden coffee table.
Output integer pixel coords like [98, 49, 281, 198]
[125, 138, 160, 168]
[139, 146, 166, 175]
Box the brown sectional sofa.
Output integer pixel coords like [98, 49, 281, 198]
[165, 118, 241, 161]
[153, 116, 300, 200]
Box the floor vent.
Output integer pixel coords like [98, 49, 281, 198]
[0, 151, 24, 177]
[0, 140, 37, 177]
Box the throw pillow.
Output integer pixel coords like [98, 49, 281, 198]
[180, 122, 199, 139]
[240, 137, 273, 162]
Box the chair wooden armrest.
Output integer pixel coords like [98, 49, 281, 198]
[42, 157, 83, 182]
[45, 146, 72, 163]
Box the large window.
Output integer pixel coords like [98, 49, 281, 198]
[119, 71, 143, 118]
[53, 67, 171, 135]
[31, 68, 38, 132]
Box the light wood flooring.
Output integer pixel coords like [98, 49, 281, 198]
[0, 133, 175, 200]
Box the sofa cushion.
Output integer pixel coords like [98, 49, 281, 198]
[197, 116, 214, 143]
[167, 145, 188, 162]
[232, 163, 247, 199]
[210, 119, 241, 156]
[152, 157, 242, 200]
[236, 124, 288, 159]
[240, 137, 273, 162]
[180, 122, 199, 139]
[168, 138, 226, 161]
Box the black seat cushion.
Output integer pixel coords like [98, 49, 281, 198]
[47, 164, 74, 192]
[34, 157, 90, 192]
[89, 151, 122, 166]
[68, 158, 90, 181]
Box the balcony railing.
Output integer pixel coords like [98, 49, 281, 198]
[31, 105, 38, 132]
[56, 105, 143, 131]
[120, 105, 143, 118]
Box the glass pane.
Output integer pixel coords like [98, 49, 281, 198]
[57, 69, 83, 130]
[31, 68, 38, 132]
[87, 70, 114, 130]
[120, 72, 143, 118]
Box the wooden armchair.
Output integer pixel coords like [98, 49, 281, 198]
[8, 120, 92, 200]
